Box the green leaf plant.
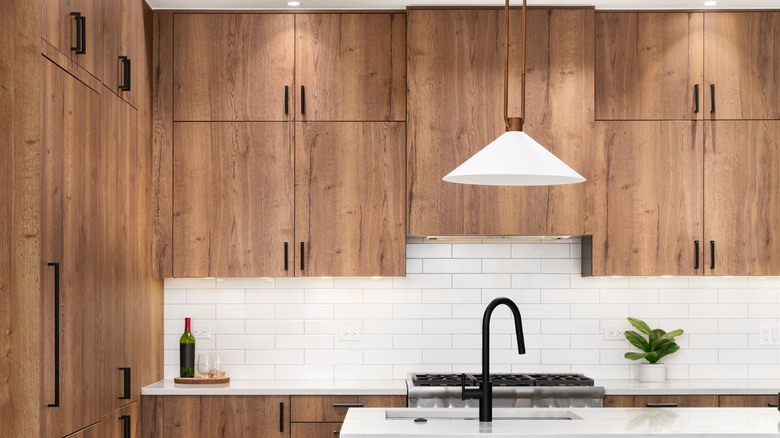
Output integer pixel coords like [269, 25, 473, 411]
[623, 317, 683, 364]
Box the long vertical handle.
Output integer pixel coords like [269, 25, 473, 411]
[119, 367, 131, 400]
[710, 84, 715, 113]
[119, 57, 131, 91]
[119, 415, 131, 438]
[300, 242, 305, 271]
[284, 86, 289, 115]
[300, 85, 306, 115]
[694, 240, 700, 269]
[284, 242, 289, 271]
[70, 13, 82, 52]
[693, 84, 699, 113]
[279, 402, 284, 432]
[47, 262, 61, 408]
[76, 15, 86, 54]
[710, 240, 715, 270]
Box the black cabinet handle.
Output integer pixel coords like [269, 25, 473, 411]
[284, 86, 289, 115]
[768, 402, 778, 408]
[119, 367, 131, 400]
[710, 240, 715, 270]
[333, 403, 364, 408]
[47, 262, 61, 408]
[694, 240, 700, 269]
[119, 56, 131, 91]
[693, 84, 699, 113]
[279, 402, 284, 432]
[300, 242, 305, 270]
[333, 430, 341, 435]
[119, 415, 131, 438]
[284, 242, 289, 271]
[710, 84, 715, 113]
[70, 12, 83, 53]
[301, 85, 306, 114]
[646, 402, 678, 407]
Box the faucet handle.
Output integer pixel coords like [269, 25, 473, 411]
[461, 373, 467, 401]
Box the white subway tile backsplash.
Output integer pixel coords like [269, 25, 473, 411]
[164, 240, 780, 382]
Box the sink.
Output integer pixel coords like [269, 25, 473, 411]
[385, 409, 581, 421]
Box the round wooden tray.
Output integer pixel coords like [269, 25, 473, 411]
[174, 376, 230, 384]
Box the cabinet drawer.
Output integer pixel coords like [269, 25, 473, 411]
[604, 395, 634, 407]
[292, 422, 344, 438]
[719, 395, 778, 408]
[634, 395, 718, 408]
[291, 395, 405, 422]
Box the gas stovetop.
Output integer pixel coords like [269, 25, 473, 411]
[412, 373, 595, 387]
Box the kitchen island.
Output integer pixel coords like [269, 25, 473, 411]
[339, 407, 780, 437]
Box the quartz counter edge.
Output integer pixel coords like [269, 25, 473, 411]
[599, 379, 780, 395]
[141, 379, 407, 396]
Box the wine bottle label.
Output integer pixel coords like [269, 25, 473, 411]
[180, 343, 195, 370]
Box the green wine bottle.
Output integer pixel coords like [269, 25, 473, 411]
[180, 317, 195, 377]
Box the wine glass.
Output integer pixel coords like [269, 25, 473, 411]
[197, 353, 215, 378]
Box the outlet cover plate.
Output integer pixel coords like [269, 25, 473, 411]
[192, 326, 211, 340]
[759, 324, 780, 346]
[338, 327, 361, 342]
[603, 326, 626, 340]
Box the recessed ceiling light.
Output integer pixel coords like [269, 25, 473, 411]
[288, 1, 301, 5]
[704, 1, 718, 6]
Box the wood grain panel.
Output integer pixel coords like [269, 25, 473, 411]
[141, 396, 164, 438]
[407, 8, 597, 236]
[595, 12, 704, 120]
[40, 0, 104, 80]
[173, 122, 294, 277]
[291, 395, 406, 422]
[163, 396, 290, 438]
[104, 0, 138, 106]
[704, 12, 780, 120]
[719, 395, 778, 407]
[101, 402, 139, 438]
[604, 395, 634, 408]
[598, 121, 703, 275]
[634, 395, 718, 407]
[291, 422, 344, 438]
[173, 14, 294, 121]
[152, 12, 173, 278]
[295, 13, 406, 121]
[65, 422, 102, 438]
[295, 122, 406, 277]
[704, 121, 780, 275]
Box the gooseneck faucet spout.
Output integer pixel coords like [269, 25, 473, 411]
[461, 297, 525, 422]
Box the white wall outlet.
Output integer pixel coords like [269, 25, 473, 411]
[191, 326, 211, 340]
[759, 324, 780, 346]
[338, 327, 361, 342]
[603, 326, 626, 340]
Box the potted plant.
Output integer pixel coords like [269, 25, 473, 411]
[624, 317, 683, 382]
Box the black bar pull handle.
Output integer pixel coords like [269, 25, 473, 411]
[710, 240, 715, 269]
[300, 242, 305, 270]
[646, 402, 678, 408]
[694, 240, 700, 269]
[284, 86, 289, 115]
[768, 402, 778, 408]
[284, 242, 289, 271]
[279, 402, 284, 432]
[710, 84, 715, 113]
[694, 84, 699, 113]
[300, 85, 306, 115]
[333, 430, 341, 435]
[70, 12, 82, 53]
[47, 262, 61, 408]
[333, 403, 365, 408]
[119, 56, 131, 91]
[119, 367, 131, 400]
[119, 415, 131, 438]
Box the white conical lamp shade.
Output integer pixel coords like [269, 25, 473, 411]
[443, 131, 586, 186]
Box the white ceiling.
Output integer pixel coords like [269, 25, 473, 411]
[146, 0, 780, 10]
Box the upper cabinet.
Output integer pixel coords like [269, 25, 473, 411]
[41, 0, 104, 79]
[596, 11, 780, 121]
[103, 0, 140, 106]
[295, 14, 406, 121]
[407, 7, 603, 236]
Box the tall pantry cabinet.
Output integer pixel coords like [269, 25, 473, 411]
[0, 0, 163, 436]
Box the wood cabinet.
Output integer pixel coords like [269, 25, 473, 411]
[172, 122, 294, 278]
[634, 394, 719, 408]
[290, 395, 406, 438]
[101, 402, 140, 438]
[606, 394, 777, 408]
[719, 395, 778, 408]
[160, 396, 290, 438]
[104, 0, 139, 106]
[295, 14, 406, 121]
[292, 422, 344, 438]
[407, 7, 601, 237]
[66, 422, 103, 438]
[295, 122, 406, 277]
[41, 0, 104, 80]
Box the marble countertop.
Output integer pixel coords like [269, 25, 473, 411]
[339, 407, 780, 437]
[599, 380, 780, 395]
[141, 379, 407, 396]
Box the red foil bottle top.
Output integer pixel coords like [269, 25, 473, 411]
[185, 317, 191, 331]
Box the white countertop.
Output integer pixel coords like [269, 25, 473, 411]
[141, 379, 407, 396]
[339, 407, 780, 437]
[600, 380, 780, 395]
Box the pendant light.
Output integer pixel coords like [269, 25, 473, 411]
[442, 0, 586, 186]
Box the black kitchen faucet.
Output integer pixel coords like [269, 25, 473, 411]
[461, 297, 526, 422]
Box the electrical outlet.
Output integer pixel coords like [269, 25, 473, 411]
[603, 326, 625, 340]
[338, 327, 361, 342]
[191, 326, 211, 340]
[759, 324, 780, 346]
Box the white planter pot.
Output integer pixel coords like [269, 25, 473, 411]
[638, 363, 667, 382]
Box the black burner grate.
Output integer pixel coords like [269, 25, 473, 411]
[412, 373, 594, 387]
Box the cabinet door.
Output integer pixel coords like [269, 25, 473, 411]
[634, 395, 718, 408]
[41, 57, 103, 438]
[291, 395, 407, 423]
[595, 12, 703, 120]
[407, 8, 598, 236]
[101, 402, 139, 438]
[291, 423, 344, 438]
[163, 396, 290, 438]
[295, 14, 406, 121]
[41, 0, 104, 79]
[103, 0, 138, 106]
[597, 121, 703, 276]
[295, 122, 406, 277]
[704, 121, 780, 275]
[719, 395, 778, 408]
[173, 122, 294, 277]
[65, 422, 102, 438]
[173, 14, 294, 121]
[704, 13, 780, 120]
